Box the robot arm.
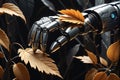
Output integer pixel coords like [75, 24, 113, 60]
[50, 1, 120, 53]
[28, 16, 63, 52]
[28, 1, 120, 53]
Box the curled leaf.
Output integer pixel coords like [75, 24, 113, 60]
[75, 56, 93, 64]
[85, 49, 98, 64]
[0, 65, 4, 79]
[13, 62, 30, 80]
[0, 3, 26, 23]
[107, 73, 120, 80]
[107, 40, 120, 63]
[85, 68, 98, 80]
[93, 72, 107, 80]
[0, 28, 10, 51]
[59, 9, 84, 25]
[100, 57, 108, 66]
[18, 48, 62, 78]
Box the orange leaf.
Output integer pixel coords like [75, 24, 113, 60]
[85, 68, 98, 80]
[107, 40, 120, 63]
[93, 72, 107, 80]
[0, 28, 10, 51]
[75, 56, 93, 64]
[18, 48, 62, 78]
[0, 65, 4, 79]
[0, 51, 4, 58]
[85, 49, 98, 64]
[13, 62, 30, 80]
[59, 9, 84, 25]
[100, 57, 108, 67]
[0, 3, 26, 23]
[107, 73, 120, 80]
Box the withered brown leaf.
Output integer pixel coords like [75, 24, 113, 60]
[0, 65, 4, 79]
[93, 72, 107, 80]
[100, 57, 108, 67]
[18, 48, 62, 78]
[0, 3, 26, 23]
[107, 73, 120, 80]
[85, 68, 98, 80]
[107, 40, 120, 63]
[85, 49, 98, 64]
[59, 9, 84, 25]
[75, 56, 93, 64]
[0, 28, 10, 51]
[13, 62, 30, 80]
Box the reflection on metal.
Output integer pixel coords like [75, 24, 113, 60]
[101, 31, 111, 56]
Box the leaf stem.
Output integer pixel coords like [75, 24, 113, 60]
[11, 42, 24, 49]
[11, 55, 19, 61]
[0, 45, 8, 62]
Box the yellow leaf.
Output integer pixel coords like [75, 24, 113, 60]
[13, 62, 30, 80]
[93, 72, 107, 80]
[107, 73, 120, 80]
[0, 65, 4, 79]
[18, 48, 62, 78]
[59, 9, 84, 25]
[0, 28, 10, 51]
[107, 40, 120, 63]
[100, 57, 108, 67]
[0, 3, 26, 23]
[85, 68, 98, 80]
[0, 51, 4, 58]
[75, 56, 93, 64]
[85, 49, 98, 64]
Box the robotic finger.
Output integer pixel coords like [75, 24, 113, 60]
[28, 16, 63, 52]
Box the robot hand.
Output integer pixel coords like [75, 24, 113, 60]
[28, 16, 63, 52]
[28, 1, 120, 53]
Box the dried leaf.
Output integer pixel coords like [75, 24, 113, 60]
[18, 48, 62, 78]
[0, 28, 10, 51]
[100, 57, 108, 66]
[0, 51, 4, 58]
[93, 72, 107, 80]
[85, 68, 98, 80]
[0, 65, 4, 79]
[59, 16, 84, 25]
[75, 56, 93, 64]
[107, 40, 120, 63]
[107, 73, 120, 80]
[13, 62, 30, 80]
[59, 9, 84, 25]
[85, 49, 98, 64]
[0, 3, 26, 23]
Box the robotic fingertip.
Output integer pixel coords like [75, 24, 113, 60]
[49, 41, 61, 53]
